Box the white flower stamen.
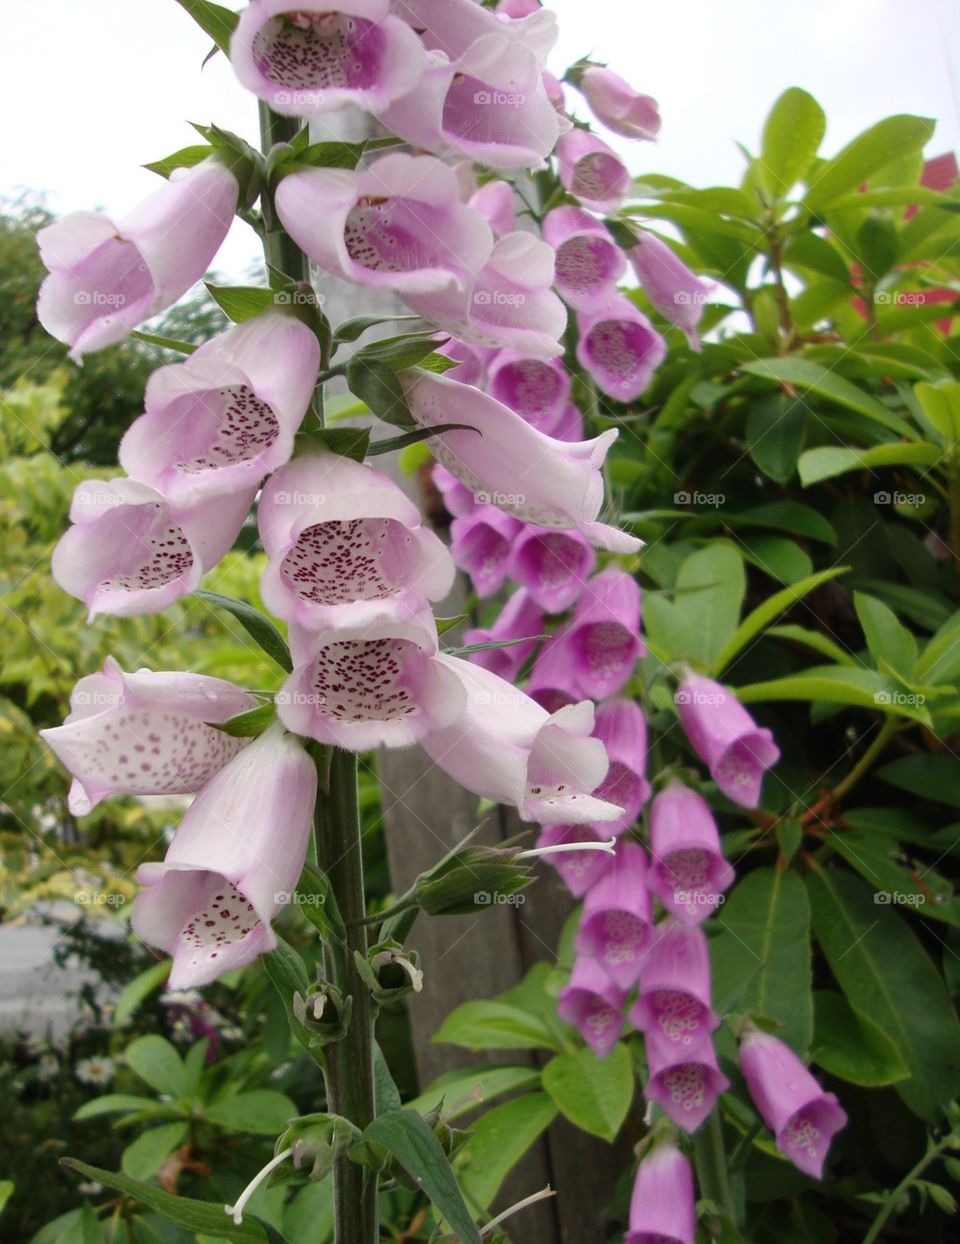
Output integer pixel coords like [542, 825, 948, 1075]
[224, 1148, 293, 1224]
[517, 836, 617, 860]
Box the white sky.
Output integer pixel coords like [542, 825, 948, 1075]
[3, 0, 959, 278]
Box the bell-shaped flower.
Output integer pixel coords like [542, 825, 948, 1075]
[486, 349, 571, 434]
[576, 841, 652, 989]
[579, 66, 661, 142]
[645, 1037, 729, 1133]
[37, 160, 238, 360]
[119, 312, 320, 507]
[592, 699, 651, 833]
[630, 233, 712, 351]
[396, 0, 557, 65]
[464, 587, 543, 681]
[676, 672, 780, 808]
[470, 181, 517, 238]
[432, 463, 477, 518]
[552, 402, 585, 442]
[557, 955, 626, 1058]
[275, 153, 492, 296]
[536, 823, 614, 897]
[52, 478, 255, 618]
[400, 370, 640, 552]
[740, 1030, 847, 1178]
[507, 525, 596, 613]
[450, 505, 522, 597]
[407, 232, 567, 358]
[259, 453, 454, 630]
[131, 724, 316, 989]
[230, 0, 426, 116]
[647, 783, 734, 924]
[527, 629, 581, 712]
[421, 657, 623, 825]
[629, 922, 718, 1055]
[556, 130, 630, 213]
[277, 614, 465, 750]
[40, 657, 256, 816]
[625, 1141, 696, 1244]
[435, 338, 493, 388]
[543, 206, 627, 311]
[576, 295, 667, 402]
[564, 568, 645, 699]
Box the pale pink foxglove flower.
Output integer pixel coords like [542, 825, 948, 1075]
[434, 338, 495, 388]
[591, 699, 651, 833]
[552, 402, 585, 442]
[543, 206, 627, 311]
[557, 955, 626, 1058]
[400, 371, 640, 552]
[259, 453, 454, 630]
[275, 153, 493, 296]
[398, 0, 557, 62]
[645, 1036, 729, 1133]
[507, 525, 596, 613]
[630, 233, 712, 351]
[647, 784, 735, 925]
[576, 841, 652, 988]
[625, 1141, 696, 1244]
[230, 0, 426, 116]
[450, 506, 523, 597]
[629, 922, 719, 1056]
[40, 658, 255, 816]
[277, 615, 465, 750]
[420, 657, 623, 825]
[119, 312, 320, 506]
[579, 66, 661, 142]
[576, 295, 667, 402]
[526, 628, 581, 712]
[486, 349, 572, 434]
[52, 479, 255, 618]
[676, 672, 780, 808]
[464, 587, 544, 681]
[432, 463, 477, 518]
[131, 725, 316, 989]
[556, 130, 630, 213]
[563, 568, 645, 699]
[470, 181, 517, 238]
[37, 161, 238, 361]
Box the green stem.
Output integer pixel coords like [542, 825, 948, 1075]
[831, 716, 897, 804]
[862, 1131, 955, 1244]
[692, 1111, 736, 1224]
[257, 103, 310, 282]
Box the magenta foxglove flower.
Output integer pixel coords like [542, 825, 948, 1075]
[400, 371, 640, 552]
[119, 312, 319, 506]
[625, 1141, 695, 1244]
[37, 160, 238, 360]
[421, 658, 623, 825]
[552, 402, 585, 442]
[645, 1037, 729, 1133]
[592, 699, 651, 833]
[230, 0, 426, 116]
[131, 725, 316, 989]
[507, 525, 596, 613]
[676, 673, 780, 809]
[526, 628, 580, 712]
[470, 181, 517, 238]
[497, 0, 543, 15]
[486, 349, 571, 434]
[275, 153, 492, 296]
[629, 922, 718, 1055]
[630, 233, 712, 351]
[543, 206, 627, 311]
[648, 784, 734, 925]
[739, 1030, 847, 1178]
[450, 505, 523, 597]
[537, 823, 614, 897]
[564, 568, 645, 699]
[277, 615, 465, 750]
[579, 66, 661, 142]
[464, 587, 543, 681]
[576, 295, 667, 402]
[432, 463, 477, 518]
[52, 478, 255, 618]
[557, 955, 626, 1058]
[40, 657, 255, 816]
[258, 453, 454, 630]
[434, 338, 493, 388]
[576, 841, 652, 989]
[556, 130, 630, 213]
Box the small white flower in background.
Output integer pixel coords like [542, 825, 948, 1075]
[36, 1054, 60, 1081]
[77, 1181, 103, 1197]
[221, 1026, 244, 1042]
[170, 1018, 193, 1045]
[75, 1056, 115, 1086]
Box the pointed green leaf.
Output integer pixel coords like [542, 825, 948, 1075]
[174, 0, 239, 52]
[811, 991, 908, 1086]
[214, 703, 277, 739]
[741, 357, 915, 435]
[541, 1043, 633, 1141]
[121, 1123, 189, 1181]
[798, 441, 941, 486]
[759, 87, 826, 198]
[205, 284, 276, 324]
[195, 591, 292, 673]
[455, 1093, 557, 1211]
[123, 1036, 185, 1098]
[804, 114, 936, 212]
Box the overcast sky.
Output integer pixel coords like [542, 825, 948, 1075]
[4, 0, 959, 277]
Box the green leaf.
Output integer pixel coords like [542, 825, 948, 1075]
[736, 666, 931, 723]
[853, 592, 917, 677]
[345, 358, 412, 428]
[915, 380, 960, 445]
[745, 394, 808, 483]
[856, 210, 899, 280]
[367, 424, 477, 457]
[333, 313, 423, 344]
[121, 1123, 188, 1181]
[878, 753, 960, 806]
[806, 866, 960, 1119]
[73, 1094, 162, 1121]
[113, 958, 171, 1026]
[826, 828, 960, 926]
[361, 1110, 481, 1244]
[541, 1044, 633, 1141]
[205, 1091, 298, 1135]
[797, 441, 941, 486]
[131, 330, 199, 355]
[352, 332, 446, 372]
[804, 114, 936, 212]
[653, 542, 745, 666]
[729, 500, 837, 544]
[410, 1065, 541, 1122]
[299, 427, 371, 463]
[174, 0, 239, 52]
[433, 1000, 562, 1052]
[740, 357, 915, 435]
[123, 1036, 185, 1098]
[456, 1093, 557, 1211]
[712, 567, 847, 675]
[195, 591, 292, 673]
[373, 1042, 402, 1117]
[296, 862, 347, 944]
[737, 534, 812, 585]
[766, 624, 858, 667]
[60, 1159, 266, 1242]
[759, 87, 826, 198]
[711, 867, 813, 1053]
[214, 703, 277, 739]
[205, 284, 276, 323]
[811, 991, 909, 1086]
[142, 145, 213, 181]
